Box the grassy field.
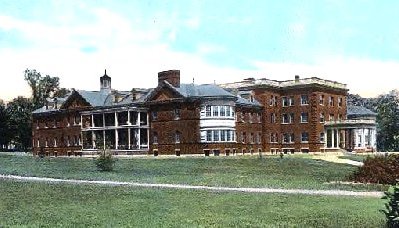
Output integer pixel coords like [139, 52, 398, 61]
[0, 154, 386, 191]
[0, 180, 385, 227]
[338, 154, 374, 162]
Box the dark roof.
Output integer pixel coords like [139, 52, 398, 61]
[175, 83, 235, 98]
[347, 105, 376, 117]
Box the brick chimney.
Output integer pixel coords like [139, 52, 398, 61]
[158, 70, 180, 88]
[295, 75, 300, 83]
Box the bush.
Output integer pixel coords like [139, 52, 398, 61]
[381, 181, 399, 228]
[95, 150, 115, 172]
[351, 154, 399, 185]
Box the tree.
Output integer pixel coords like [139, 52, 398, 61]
[6, 97, 35, 151]
[381, 181, 399, 228]
[24, 69, 61, 108]
[376, 93, 399, 151]
[0, 100, 11, 149]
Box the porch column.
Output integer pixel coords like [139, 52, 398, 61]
[115, 112, 118, 126]
[324, 130, 327, 149]
[127, 110, 131, 125]
[361, 128, 366, 148]
[331, 129, 335, 148]
[335, 129, 339, 148]
[92, 131, 95, 149]
[138, 112, 141, 126]
[115, 129, 118, 150]
[138, 128, 141, 149]
[128, 128, 131, 149]
[91, 114, 94, 127]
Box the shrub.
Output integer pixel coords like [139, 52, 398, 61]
[351, 154, 399, 185]
[381, 181, 399, 228]
[95, 150, 115, 172]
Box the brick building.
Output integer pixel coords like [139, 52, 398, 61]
[32, 70, 376, 156]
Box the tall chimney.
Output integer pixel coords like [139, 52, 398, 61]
[295, 75, 300, 83]
[158, 70, 180, 88]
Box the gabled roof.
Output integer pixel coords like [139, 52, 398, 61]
[176, 83, 236, 98]
[347, 105, 377, 117]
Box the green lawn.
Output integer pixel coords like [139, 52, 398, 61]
[0, 154, 386, 191]
[0, 180, 385, 227]
[339, 154, 374, 162]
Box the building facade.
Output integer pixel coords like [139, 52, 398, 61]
[32, 70, 376, 156]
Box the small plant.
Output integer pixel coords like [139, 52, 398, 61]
[279, 152, 284, 159]
[381, 181, 399, 228]
[95, 149, 115, 172]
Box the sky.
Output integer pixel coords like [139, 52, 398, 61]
[0, 0, 399, 101]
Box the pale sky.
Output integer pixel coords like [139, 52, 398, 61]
[1, 0, 399, 101]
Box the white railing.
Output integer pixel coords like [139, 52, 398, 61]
[324, 119, 376, 126]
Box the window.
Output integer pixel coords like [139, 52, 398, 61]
[54, 138, 57, 147]
[270, 133, 278, 143]
[301, 112, 308, 123]
[175, 131, 181, 143]
[248, 113, 253, 123]
[226, 106, 231, 116]
[226, 130, 231, 141]
[320, 113, 325, 123]
[257, 132, 261, 144]
[153, 132, 158, 144]
[220, 106, 226, 117]
[301, 132, 309, 142]
[250, 133, 255, 144]
[338, 97, 343, 107]
[320, 132, 325, 142]
[270, 113, 276, 123]
[338, 114, 343, 120]
[301, 95, 309, 105]
[241, 112, 246, 122]
[329, 114, 334, 121]
[282, 113, 289, 124]
[213, 130, 219, 141]
[282, 97, 288, 107]
[270, 95, 278, 106]
[289, 96, 295, 106]
[152, 111, 158, 120]
[282, 113, 294, 124]
[221, 130, 226, 141]
[174, 109, 181, 119]
[329, 96, 334, 106]
[282, 133, 294, 143]
[213, 106, 219, 116]
[206, 106, 211, 117]
[242, 132, 246, 143]
[319, 95, 324, 105]
[257, 113, 261, 123]
[206, 130, 212, 142]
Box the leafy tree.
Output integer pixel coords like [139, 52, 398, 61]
[6, 97, 35, 151]
[0, 100, 11, 149]
[376, 93, 399, 151]
[24, 69, 62, 108]
[381, 181, 399, 228]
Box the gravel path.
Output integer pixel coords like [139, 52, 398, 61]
[0, 174, 383, 198]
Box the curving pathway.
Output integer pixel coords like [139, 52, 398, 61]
[0, 174, 383, 198]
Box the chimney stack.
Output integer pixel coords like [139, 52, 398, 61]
[158, 70, 180, 88]
[295, 75, 300, 83]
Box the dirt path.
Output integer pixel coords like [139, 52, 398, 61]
[312, 154, 364, 166]
[0, 174, 383, 198]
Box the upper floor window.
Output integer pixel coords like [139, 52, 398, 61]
[338, 97, 343, 107]
[301, 95, 309, 105]
[329, 96, 334, 106]
[206, 106, 211, 117]
[329, 114, 335, 121]
[248, 113, 253, 123]
[319, 95, 324, 105]
[174, 109, 181, 119]
[301, 132, 309, 142]
[301, 112, 309, 123]
[320, 113, 325, 123]
[338, 114, 343, 120]
[289, 96, 294, 106]
[152, 111, 158, 120]
[219, 106, 226, 117]
[320, 132, 325, 143]
[226, 106, 231, 116]
[282, 97, 289, 107]
[269, 95, 274, 106]
[270, 113, 276, 123]
[282, 113, 294, 124]
[213, 106, 219, 116]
